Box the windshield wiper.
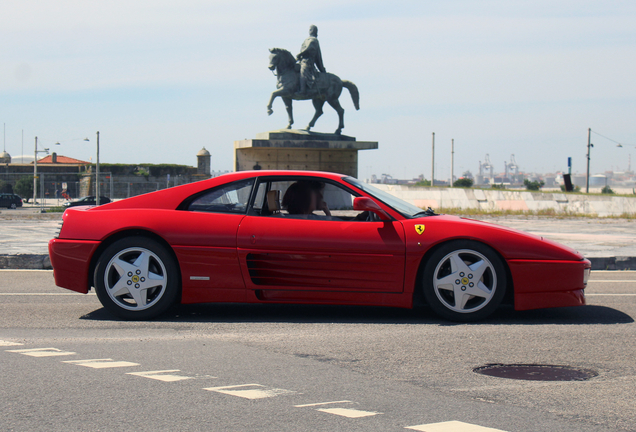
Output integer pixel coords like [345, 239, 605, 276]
[411, 207, 438, 218]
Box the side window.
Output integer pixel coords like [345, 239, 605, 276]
[263, 179, 360, 219]
[188, 179, 254, 214]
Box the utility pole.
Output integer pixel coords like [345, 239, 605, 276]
[431, 132, 435, 187]
[450, 138, 454, 187]
[586, 128, 591, 193]
[33, 137, 37, 205]
[96, 131, 100, 206]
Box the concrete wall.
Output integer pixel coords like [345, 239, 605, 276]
[373, 184, 636, 217]
[235, 147, 359, 177]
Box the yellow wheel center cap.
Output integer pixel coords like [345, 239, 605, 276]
[132, 275, 140, 283]
[461, 277, 469, 285]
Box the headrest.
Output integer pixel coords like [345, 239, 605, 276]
[267, 190, 281, 212]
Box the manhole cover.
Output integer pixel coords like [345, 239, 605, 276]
[473, 364, 598, 381]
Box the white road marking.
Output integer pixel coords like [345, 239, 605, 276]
[317, 407, 381, 418]
[405, 421, 508, 432]
[0, 293, 95, 296]
[63, 358, 140, 368]
[295, 400, 352, 407]
[0, 269, 54, 272]
[203, 384, 296, 399]
[127, 370, 194, 382]
[587, 280, 636, 283]
[6, 347, 76, 357]
[0, 340, 23, 346]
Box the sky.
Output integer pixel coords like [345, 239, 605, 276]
[1, 0, 635, 181]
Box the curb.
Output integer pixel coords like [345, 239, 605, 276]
[0, 254, 635, 271]
[588, 257, 636, 271]
[0, 254, 52, 270]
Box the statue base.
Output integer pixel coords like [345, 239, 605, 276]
[234, 129, 378, 178]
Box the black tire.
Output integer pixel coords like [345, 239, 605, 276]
[94, 236, 180, 320]
[421, 240, 507, 322]
[10, 203, 17, 209]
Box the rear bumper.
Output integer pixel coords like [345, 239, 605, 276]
[509, 258, 591, 311]
[48, 239, 101, 294]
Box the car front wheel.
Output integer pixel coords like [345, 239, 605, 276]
[10, 203, 17, 209]
[94, 236, 180, 320]
[422, 240, 507, 322]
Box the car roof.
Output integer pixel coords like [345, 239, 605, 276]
[97, 170, 349, 211]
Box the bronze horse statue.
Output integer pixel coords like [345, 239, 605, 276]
[267, 48, 359, 135]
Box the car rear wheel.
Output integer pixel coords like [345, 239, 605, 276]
[10, 203, 16, 209]
[94, 236, 180, 320]
[422, 240, 506, 322]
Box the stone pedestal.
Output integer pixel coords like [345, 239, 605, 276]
[234, 130, 378, 178]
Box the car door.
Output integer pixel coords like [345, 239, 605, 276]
[169, 178, 256, 297]
[236, 178, 406, 293]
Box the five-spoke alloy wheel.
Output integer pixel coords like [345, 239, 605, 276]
[94, 236, 180, 320]
[422, 240, 507, 321]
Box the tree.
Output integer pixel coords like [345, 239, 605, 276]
[453, 178, 473, 188]
[413, 179, 432, 187]
[14, 176, 34, 201]
[524, 179, 545, 191]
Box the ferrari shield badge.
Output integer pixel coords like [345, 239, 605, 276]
[415, 224, 425, 235]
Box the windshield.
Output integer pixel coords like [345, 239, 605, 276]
[344, 177, 427, 218]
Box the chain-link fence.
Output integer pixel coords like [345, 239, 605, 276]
[0, 170, 230, 204]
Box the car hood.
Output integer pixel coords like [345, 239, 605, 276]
[404, 215, 584, 261]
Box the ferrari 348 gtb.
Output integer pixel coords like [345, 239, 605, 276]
[49, 171, 591, 321]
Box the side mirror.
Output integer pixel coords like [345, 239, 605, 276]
[353, 197, 391, 221]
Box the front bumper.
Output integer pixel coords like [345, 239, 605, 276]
[509, 258, 591, 311]
[48, 238, 101, 294]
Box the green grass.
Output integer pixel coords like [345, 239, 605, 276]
[407, 184, 636, 198]
[436, 207, 636, 219]
[45, 206, 66, 213]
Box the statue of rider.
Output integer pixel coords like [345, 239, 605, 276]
[296, 25, 326, 95]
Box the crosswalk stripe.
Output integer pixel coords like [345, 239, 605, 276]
[317, 407, 380, 418]
[63, 358, 140, 368]
[127, 370, 193, 382]
[204, 384, 296, 399]
[0, 340, 23, 346]
[405, 420, 508, 432]
[6, 347, 76, 357]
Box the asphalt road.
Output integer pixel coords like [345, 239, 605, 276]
[1, 270, 634, 432]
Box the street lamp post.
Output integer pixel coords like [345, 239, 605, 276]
[33, 136, 49, 209]
[586, 128, 592, 193]
[95, 131, 100, 206]
[431, 132, 435, 187]
[450, 138, 454, 188]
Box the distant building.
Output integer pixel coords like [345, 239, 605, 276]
[0, 151, 11, 164]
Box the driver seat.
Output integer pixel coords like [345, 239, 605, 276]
[266, 190, 282, 215]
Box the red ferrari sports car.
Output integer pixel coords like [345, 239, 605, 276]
[49, 170, 591, 321]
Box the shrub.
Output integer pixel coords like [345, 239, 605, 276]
[491, 183, 506, 190]
[601, 185, 614, 194]
[524, 179, 545, 191]
[453, 178, 474, 188]
[413, 180, 432, 187]
[560, 184, 581, 192]
[14, 176, 34, 200]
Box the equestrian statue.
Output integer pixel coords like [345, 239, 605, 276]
[267, 25, 360, 135]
